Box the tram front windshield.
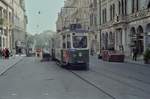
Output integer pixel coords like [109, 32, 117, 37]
[73, 36, 87, 48]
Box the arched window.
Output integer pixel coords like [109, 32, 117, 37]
[130, 27, 136, 36]
[137, 26, 144, 54]
[137, 26, 143, 34]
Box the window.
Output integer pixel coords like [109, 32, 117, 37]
[118, 1, 121, 15]
[73, 36, 87, 48]
[102, 9, 105, 23]
[104, 8, 107, 23]
[112, 4, 115, 18]
[67, 35, 71, 48]
[136, 0, 139, 11]
[62, 35, 66, 48]
[102, 8, 107, 23]
[132, 0, 135, 13]
[4, 29, 7, 36]
[124, 0, 127, 15]
[110, 5, 112, 20]
[110, 4, 115, 20]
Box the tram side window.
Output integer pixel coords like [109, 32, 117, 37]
[63, 35, 66, 48]
[67, 35, 71, 48]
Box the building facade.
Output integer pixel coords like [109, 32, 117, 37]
[0, 0, 27, 53]
[13, 0, 27, 54]
[0, 0, 13, 50]
[97, 0, 150, 57]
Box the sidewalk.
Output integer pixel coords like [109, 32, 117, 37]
[91, 55, 149, 66]
[124, 56, 149, 66]
[0, 56, 23, 76]
[125, 57, 145, 65]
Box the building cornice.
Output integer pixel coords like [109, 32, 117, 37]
[100, 8, 150, 30]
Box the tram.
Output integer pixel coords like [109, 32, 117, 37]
[51, 29, 90, 70]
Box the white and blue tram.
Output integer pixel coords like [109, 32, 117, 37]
[51, 30, 90, 70]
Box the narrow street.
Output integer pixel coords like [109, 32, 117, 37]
[0, 57, 150, 99]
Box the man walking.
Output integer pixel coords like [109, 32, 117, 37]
[5, 48, 10, 59]
[132, 47, 138, 61]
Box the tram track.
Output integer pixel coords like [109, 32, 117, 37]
[91, 66, 150, 85]
[55, 61, 116, 99]
[89, 69, 150, 94]
[55, 61, 150, 98]
[69, 70, 116, 99]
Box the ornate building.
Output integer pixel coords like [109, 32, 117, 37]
[97, 0, 150, 57]
[0, 0, 13, 50]
[13, 0, 27, 54]
[56, 0, 90, 32]
[0, 0, 27, 53]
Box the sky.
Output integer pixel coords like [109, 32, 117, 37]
[25, 0, 64, 34]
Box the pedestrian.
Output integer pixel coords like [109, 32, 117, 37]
[5, 48, 10, 59]
[132, 47, 138, 61]
[2, 48, 6, 59]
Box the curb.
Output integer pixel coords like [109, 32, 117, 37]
[0, 57, 24, 76]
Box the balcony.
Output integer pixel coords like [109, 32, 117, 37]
[100, 8, 150, 29]
[127, 8, 150, 22]
[100, 15, 127, 29]
[112, 15, 127, 25]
